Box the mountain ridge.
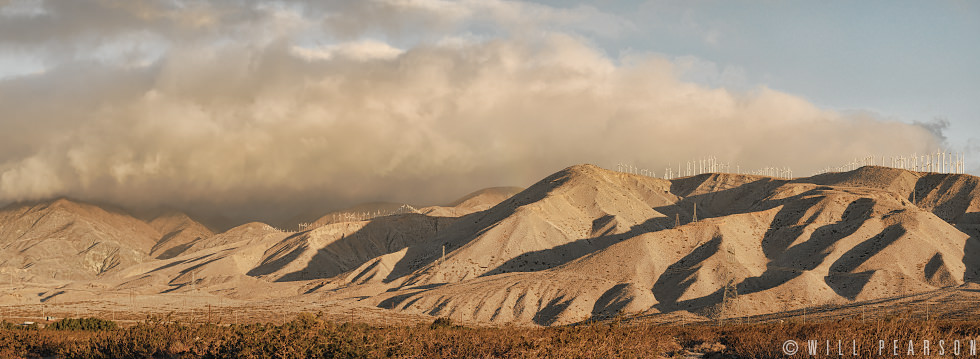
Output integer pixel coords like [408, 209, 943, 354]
[2, 164, 979, 326]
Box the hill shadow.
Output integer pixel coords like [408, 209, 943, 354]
[951, 202, 980, 282]
[591, 283, 637, 320]
[733, 198, 876, 299]
[916, 174, 978, 222]
[480, 216, 666, 276]
[258, 214, 445, 282]
[246, 233, 306, 278]
[533, 296, 575, 326]
[653, 195, 877, 312]
[653, 177, 788, 230]
[151, 228, 207, 260]
[652, 236, 722, 307]
[267, 167, 583, 283]
[823, 224, 905, 299]
[384, 169, 572, 285]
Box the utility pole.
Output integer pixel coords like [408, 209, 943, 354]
[675, 213, 680, 228]
[693, 203, 698, 223]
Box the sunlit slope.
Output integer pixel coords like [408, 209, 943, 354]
[373, 165, 979, 324]
[0, 199, 159, 282]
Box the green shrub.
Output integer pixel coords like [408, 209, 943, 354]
[430, 317, 454, 329]
[49, 317, 118, 331]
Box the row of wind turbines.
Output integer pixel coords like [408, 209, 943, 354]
[618, 156, 794, 180]
[272, 150, 966, 233]
[282, 204, 422, 232]
[812, 150, 966, 176]
[616, 149, 967, 181]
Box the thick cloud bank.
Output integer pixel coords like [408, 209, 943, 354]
[0, 0, 944, 221]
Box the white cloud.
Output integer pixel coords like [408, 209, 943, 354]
[292, 40, 404, 61]
[0, 0, 952, 221]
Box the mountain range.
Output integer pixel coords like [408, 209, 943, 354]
[1, 165, 978, 325]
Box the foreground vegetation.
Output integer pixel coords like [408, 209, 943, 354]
[2, 314, 980, 358]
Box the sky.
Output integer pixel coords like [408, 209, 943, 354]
[0, 0, 977, 223]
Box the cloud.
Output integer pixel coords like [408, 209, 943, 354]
[291, 40, 404, 61]
[317, 0, 634, 39]
[673, 55, 751, 91]
[913, 117, 951, 144]
[0, 1, 949, 223]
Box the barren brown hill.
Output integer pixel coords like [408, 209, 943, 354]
[249, 214, 455, 282]
[2, 164, 979, 327]
[421, 186, 525, 217]
[358, 165, 980, 324]
[0, 198, 159, 282]
[148, 212, 214, 260]
[108, 222, 294, 299]
[801, 166, 980, 242]
[448, 186, 525, 208]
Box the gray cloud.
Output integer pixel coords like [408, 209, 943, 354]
[0, 1, 948, 223]
[913, 117, 951, 144]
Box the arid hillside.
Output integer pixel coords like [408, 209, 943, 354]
[1, 165, 978, 326]
[0, 199, 160, 282]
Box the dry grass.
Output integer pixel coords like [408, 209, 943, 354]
[2, 313, 980, 358]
